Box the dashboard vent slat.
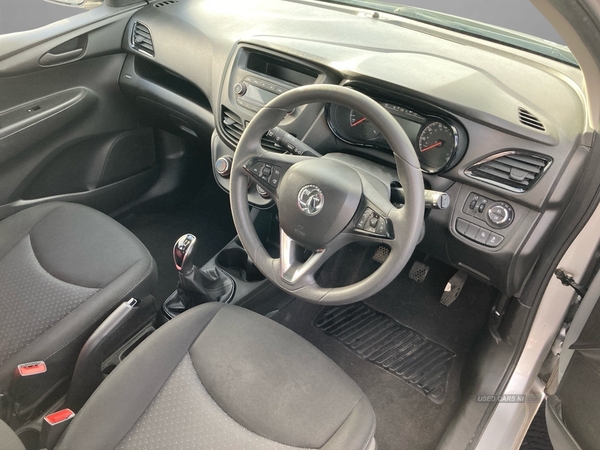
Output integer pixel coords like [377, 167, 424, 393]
[518, 107, 546, 131]
[221, 106, 284, 152]
[131, 22, 154, 57]
[222, 108, 244, 146]
[465, 151, 552, 193]
[154, 0, 178, 7]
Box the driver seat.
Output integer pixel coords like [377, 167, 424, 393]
[46, 302, 376, 449]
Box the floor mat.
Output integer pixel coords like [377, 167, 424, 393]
[315, 303, 454, 404]
[520, 400, 554, 449]
[273, 253, 497, 450]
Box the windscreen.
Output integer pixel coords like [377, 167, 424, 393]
[315, 0, 577, 66]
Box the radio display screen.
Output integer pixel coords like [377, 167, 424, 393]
[244, 84, 278, 106]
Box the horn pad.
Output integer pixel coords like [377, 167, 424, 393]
[278, 158, 362, 250]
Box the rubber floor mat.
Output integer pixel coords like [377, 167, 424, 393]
[315, 303, 454, 403]
[520, 401, 553, 449]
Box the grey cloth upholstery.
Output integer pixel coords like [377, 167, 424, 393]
[0, 420, 24, 450]
[0, 236, 99, 366]
[0, 202, 157, 408]
[115, 354, 306, 450]
[57, 303, 376, 450]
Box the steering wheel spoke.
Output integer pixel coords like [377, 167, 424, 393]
[278, 228, 329, 286]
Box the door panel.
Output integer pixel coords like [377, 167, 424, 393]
[0, 4, 157, 219]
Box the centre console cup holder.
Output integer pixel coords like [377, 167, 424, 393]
[216, 247, 266, 282]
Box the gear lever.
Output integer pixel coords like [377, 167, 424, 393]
[173, 234, 197, 275]
[164, 234, 235, 318]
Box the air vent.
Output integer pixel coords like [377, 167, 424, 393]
[154, 0, 178, 7]
[518, 107, 545, 131]
[131, 22, 154, 57]
[221, 106, 283, 151]
[465, 151, 552, 193]
[222, 108, 244, 145]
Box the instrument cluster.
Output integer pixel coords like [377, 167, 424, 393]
[326, 98, 467, 174]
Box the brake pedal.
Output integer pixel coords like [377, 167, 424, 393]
[440, 270, 469, 306]
[372, 245, 390, 264]
[408, 261, 429, 283]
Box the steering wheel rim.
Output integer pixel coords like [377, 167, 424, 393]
[230, 85, 424, 305]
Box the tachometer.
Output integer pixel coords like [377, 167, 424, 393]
[417, 121, 458, 174]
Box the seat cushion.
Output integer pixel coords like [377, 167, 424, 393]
[57, 303, 376, 450]
[0, 202, 157, 405]
[0, 420, 24, 450]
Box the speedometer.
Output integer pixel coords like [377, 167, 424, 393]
[417, 121, 459, 174]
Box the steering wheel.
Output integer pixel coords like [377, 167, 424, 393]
[230, 85, 424, 305]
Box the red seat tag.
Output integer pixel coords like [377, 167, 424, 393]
[17, 361, 47, 377]
[44, 409, 75, 426]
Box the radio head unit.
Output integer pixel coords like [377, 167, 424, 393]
[234, 75, 290, 112]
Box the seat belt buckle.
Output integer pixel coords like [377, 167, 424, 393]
[40, 408, 75, 450]
[17, 361, 47, 377]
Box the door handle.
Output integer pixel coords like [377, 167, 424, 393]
[39, 48, 84, 66]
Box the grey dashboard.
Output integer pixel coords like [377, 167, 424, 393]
[117, 0, 588, 297]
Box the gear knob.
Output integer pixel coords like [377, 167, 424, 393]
[173, 234, 197, 274]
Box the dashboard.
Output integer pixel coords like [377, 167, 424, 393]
[117, 0, 588, 298]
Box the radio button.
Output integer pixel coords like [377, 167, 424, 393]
[234, 82, 246, 96]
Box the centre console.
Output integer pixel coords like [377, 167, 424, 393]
[160, 211, 283, 322]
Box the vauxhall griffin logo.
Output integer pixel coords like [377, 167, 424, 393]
[298, 185, 324, 216]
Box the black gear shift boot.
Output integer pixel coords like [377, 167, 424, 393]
[180, 266, 235, 304]
[162, 291, 187, 319]
[163, 265, 236, 319]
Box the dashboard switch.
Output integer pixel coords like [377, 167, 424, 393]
[215, 156, 233, 177]
[465, 223, 479, 240]
[455, 217, 504, 248]
[356, 208, 373, 229]
[233, 82, 247, 96]
[369, 214, 380, 228]
[486, 233, 504, 247]
[486, 202, 514, 228]
[268, 166, 282, 188]
[475, 228, 490, 244]
[456, 218, 469, 235]
[463, 192, 480, 216]
[376, 218, 388, 236]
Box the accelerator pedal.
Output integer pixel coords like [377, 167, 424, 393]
[408, 261, 430, 283]
[440, 270, 469, 306]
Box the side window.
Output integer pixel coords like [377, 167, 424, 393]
[0, 0, 85, 35]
